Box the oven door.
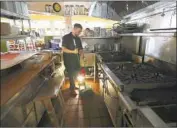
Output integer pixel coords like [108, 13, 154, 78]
[104, 79, 121, 126]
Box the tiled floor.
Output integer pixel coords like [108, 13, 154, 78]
[38, 79, 113, 127]
[62, 87, 113, 127]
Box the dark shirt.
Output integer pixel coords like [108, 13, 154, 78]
[62, 32, 83, 72]
[62, 32, 83, 50]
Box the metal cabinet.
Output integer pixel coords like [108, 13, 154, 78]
[22, 109, 37, 127]
[34, 101, 46, 123]
[1, 101, 46, 127]
[104, 79, 119, 126]
[1, 106, 27, 127]
[0, 76, 47, 127]
[99, 78, 104, 96]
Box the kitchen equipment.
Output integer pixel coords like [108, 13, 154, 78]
[100, 28, 107, 37]
[151, 105, 177, 127]
[1, 22, 11, 35]
[97, 52, 132, 63]
[114, 43, 120, 52]
[104, 77, 120, 126]
[94, 27, 100, 37]
[130, 85, 177, 106]
[113, 23, 143, 33]
[106, 28, 113, 37]
[21, 54, 44, 69]
[14, 2, 23, 15]
[100, 59, 177, 127]
[6, 1, 16, 13]
[79, 5, 84, 15]
[105, 62, 176, 92]
[11, 25, 20, 35]
[94, 44, 115, 52]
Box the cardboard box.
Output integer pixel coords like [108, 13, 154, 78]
[1, 22, 11, 35]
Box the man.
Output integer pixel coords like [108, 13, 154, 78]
[82, 28, 94, 37]
[62, 23, 84, 94]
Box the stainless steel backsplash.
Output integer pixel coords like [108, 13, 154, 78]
[123, 2, 176, 65]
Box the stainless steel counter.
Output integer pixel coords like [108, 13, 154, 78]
[0, 53, 64, 127]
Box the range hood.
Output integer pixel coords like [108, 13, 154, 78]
[88, 1, 121, 21]
[89, 1, 157, 21]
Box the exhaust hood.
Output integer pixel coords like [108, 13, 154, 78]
[89, 1, 157, 21]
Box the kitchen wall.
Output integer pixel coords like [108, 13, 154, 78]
[81, 38, 119, 52]
[123, 2, 176, 65]
[120, 36, 140, 54]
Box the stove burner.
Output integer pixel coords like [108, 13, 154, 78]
[131, 73, 137, 79]
[115, 64, 124, 70]
[107, 63, 176, 85]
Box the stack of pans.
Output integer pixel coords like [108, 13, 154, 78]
[113, 23, 144, 33]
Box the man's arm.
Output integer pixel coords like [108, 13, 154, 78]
[62, 47, 78, 54]
[62, 35, 78, 54]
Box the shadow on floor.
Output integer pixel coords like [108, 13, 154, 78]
[38, 79, 113, 127]
[62, 88, 114, 127]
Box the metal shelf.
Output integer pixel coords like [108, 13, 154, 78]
[81, 37, 116, 39]
[118, 32, 176, 37]
[1, 9, 29, 20]
[0, 52, 38, 70]
[1, 35, 29, 40]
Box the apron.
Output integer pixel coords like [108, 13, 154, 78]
[63, 38, 81, 73]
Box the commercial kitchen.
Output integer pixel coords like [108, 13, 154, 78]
[0, 1, 176, 127]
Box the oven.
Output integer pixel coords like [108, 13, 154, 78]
[103, 75, 136, 127]
[104, 78, 120, 126]
[135, 106, 169, 127]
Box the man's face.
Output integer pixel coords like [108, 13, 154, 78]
[74, 28, 82, 36]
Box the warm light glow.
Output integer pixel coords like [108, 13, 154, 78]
[77, 75, 85, 82]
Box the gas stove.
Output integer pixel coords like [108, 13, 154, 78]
[130, 85, 177, 106]
[152, 105, 177, 127]
[101, 61, 177, 127]
[104, 62, 176, 92]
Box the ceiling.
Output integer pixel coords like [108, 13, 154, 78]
[27, 2, 92, 15]
[27, 1, 158, 21]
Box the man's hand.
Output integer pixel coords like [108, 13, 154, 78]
[62, 47, 79, 54]
[73, 49, 79, 54]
